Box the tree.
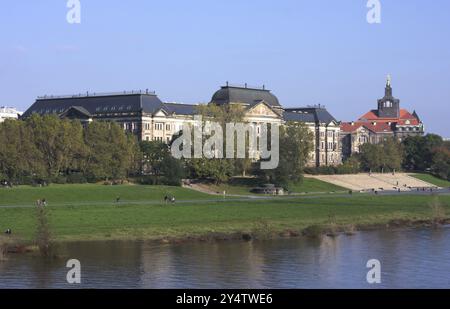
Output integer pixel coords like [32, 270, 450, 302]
[402, 134, 443, 171]
[359, 137, 402, 172]
[431, 146, 450, 181]
[258, 122, 313, 189]
[336, 155, 361, 174]
[381, 137, 403, 172]
[184, 104, 247, 183]
[160, 155, 185, 186]
[26, 114, 85, 181]
[84, 121, 137, 181]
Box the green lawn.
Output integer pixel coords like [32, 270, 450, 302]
[202, 178, 346, 195]
[0, 184, 217, 208]
[411, 174, 450, 188]
[289, 178, 346, 193]
[0, 184, 448, 242]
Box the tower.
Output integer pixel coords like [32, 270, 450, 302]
[377, 74, 400, 118]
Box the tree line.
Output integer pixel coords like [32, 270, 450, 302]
[0, 114, 139, 185]
[0, 108, 314, 189]
[2, 113, 447, 189]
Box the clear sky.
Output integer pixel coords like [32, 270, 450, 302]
[1, 0, 449, 135]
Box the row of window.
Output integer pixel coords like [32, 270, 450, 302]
[144, 136, 171, 143]
[320, 141, 338, 150]
[95, 106, 132, 112]
[320, 131, 338, 138]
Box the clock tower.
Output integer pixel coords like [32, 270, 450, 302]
[377, 75, 400, 118]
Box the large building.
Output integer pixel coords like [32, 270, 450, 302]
[0, 106, 23, 122]
[340, 76, 424, 159]
[22, 84, 341, 168]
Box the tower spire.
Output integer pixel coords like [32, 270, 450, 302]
[385, 74, 392, 97]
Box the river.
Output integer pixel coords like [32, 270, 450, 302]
[1, 227, 450, 288]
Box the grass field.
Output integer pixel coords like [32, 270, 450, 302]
[201, 178, 346, 195]
[0, 184, 448, 242]
[0, 184, 216, 207]
[411, 174, 450, 188]
[289, 178, 346, 193]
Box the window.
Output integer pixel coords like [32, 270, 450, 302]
[155, 123, 163, 131]
[166, 124, 171, 131]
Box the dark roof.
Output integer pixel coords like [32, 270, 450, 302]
[62, 106, 92, 117]
[284, 107, 337, 124]
[22, 93, 164, 118]
[283, 111, 316, 123]
[162, 103, 197, 115]
[211, 85, 281, 108]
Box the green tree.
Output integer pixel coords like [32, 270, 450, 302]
[160, 155, 185, 186]
[84, 121, 136, 181]
[184, 103, 247, 183]
[359, 137, 403, 172]
[402, 134, 443, 171]
[431, 146, 450, 181]
[0, 119, 42, 182]
[26, 114, 85, 181]
[258, 122, 313, 189]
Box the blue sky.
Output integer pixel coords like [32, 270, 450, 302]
[0, 0, 449, 135]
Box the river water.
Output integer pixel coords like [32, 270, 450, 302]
[1, 227, 450, 288]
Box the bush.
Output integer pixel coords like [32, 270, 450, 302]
[66, 173, 87, 184]
[52, 175, 67, 184]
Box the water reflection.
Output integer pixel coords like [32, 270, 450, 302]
[1, 227, 450, 288]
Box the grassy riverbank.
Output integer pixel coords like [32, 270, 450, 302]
[0, 184, 449, 242]
[411, 174, 450, 188]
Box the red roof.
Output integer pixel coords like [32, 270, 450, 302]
[357, 108, 421, 126]
[340, 121, 393, 133]
[340, 122, 364, 133]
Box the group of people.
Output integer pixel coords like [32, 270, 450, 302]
[1, 180, 13, 188]
[36, 198, 47, 207]
[164, 195, 176, 204]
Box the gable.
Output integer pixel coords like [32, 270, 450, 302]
[246, 101, 279, 118]
[154, 109, 169, 117]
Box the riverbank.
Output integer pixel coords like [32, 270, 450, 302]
[1, 184, 449, 244]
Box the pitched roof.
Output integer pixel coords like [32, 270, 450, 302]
[341, 121, 393, 133]
[22, 93, 164, 118]
[359, 108, 420, 123]
[162, 102, 197, 115]
[284, 107, 337, 124]
[211, 85, 281, 108]
[283, 111, 316, 123]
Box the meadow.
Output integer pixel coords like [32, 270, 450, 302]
[0, 184, 448, 242]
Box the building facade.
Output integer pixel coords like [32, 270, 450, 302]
[340, 76, 424, 159]
[0, 106, 23, 122]
[22, 85, 342, 168]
